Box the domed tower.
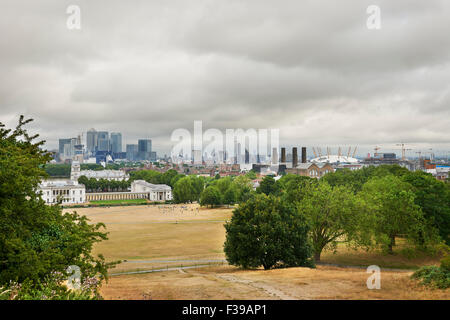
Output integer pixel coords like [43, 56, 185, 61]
[70, 161, 81, 182]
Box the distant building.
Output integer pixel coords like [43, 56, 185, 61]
[138, 139, 152, 161]
[126, 144, 139, 161]
[58, 138, 73, 161]
[71, 161, 129, 181]
[193, 150, 202, 165]
[97, 131, 109, 152]
[39, 180, 86, 205]
[131, 180, 172, 201]
[86, 128, 98, 155]
[110, 132, 122, 153]
[285, 162, 334, 178]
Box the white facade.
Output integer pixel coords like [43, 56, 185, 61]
[131, 180, 172, 201]
[39, 180, 86, 205]
[311, 155, 359, 164]
[71, 161, 129, 181]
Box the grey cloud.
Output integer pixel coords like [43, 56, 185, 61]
[0, 0, 449, 156]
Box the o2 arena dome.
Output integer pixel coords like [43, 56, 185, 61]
[311, 155, 359, 164]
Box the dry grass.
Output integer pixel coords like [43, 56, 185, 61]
[101, 265, 450, 300]
[320, 242, 442, 270]
[65, 204, 448, 300]
[64, 204, 232, 272]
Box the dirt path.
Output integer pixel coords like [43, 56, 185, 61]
[215, 274, 296, 300]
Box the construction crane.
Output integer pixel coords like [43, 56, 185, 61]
[425, 148, 434, 162]
[396, 143, 412, 161]
[374, 145, 381, 158]
[415, 151, 422, 160]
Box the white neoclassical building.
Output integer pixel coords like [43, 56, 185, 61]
[131, 180, 172, 201]
[39, 180, 86, 205]
[70, 161, 129, 181]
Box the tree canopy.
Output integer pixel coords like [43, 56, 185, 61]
[0, 117, 114, 298]
[224, 194, 314, 270]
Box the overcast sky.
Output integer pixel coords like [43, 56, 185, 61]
[0, 0, 449, 157]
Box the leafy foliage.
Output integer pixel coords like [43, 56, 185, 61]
[411, 265, 450, 289]
[360, 175, 432, 254]
[224, 194, 314, 270]
[0, 116, 115, 298]
[402, 171, 450, 245]
[295, 181, 368, 261]
[199, 186, 222, 207]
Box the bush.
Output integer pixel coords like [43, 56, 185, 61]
[440, 254, 450, 272]
[411, 265, 450, 289]
[0, 273, 102, 300]
[224, 194, 314, 270]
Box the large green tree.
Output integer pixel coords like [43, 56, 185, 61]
[360, 175, 430, 254]
[296, 181, 367, 261]
[0, 117, 114, 297]
[200, 186, 222, 208]
[402, 171, 450, 245]
[224, 194, 314, 270]
[256, 176, 279, 196]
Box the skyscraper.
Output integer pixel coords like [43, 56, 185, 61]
[59, 138, 72, 155]
[97, 131, 109, 152]
[138, 139, 152, 161]
[86, 128, 98, 155]
[126, 144, 138, 161]
[110, 132, 122, 153]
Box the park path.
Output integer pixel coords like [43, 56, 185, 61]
[215, 274, 296, 300]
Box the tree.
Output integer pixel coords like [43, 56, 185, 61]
[223, 187, 237, 206]
[296, 181, 366, 261]
[0, 116, 114, 297]
[210, 176, 232, 194]
[189, 175, 205, 201]
[256, 176, 279, 196]
[360, 175, 429, 254]
[245, 170, 257, 180]
[224, 194, 314, 270]
[200, 186, 222, 208]
[173, 176, 194, 203]
[43, 164, 71, 178]
[161, 169, 178, 187]
[402, 171, 450, 245]
[279, 174, 316, 203]
[231, 175, 253, 203]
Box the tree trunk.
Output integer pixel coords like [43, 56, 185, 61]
[387, 235, 395, 254]
[314, 252, 321, 262]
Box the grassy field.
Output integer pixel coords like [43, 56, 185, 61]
[65, 204, 449, 299]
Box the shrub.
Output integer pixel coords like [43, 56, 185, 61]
[0, 273, 102, 300]
[411, 266, 450, 289]
[440, 254, 450, 272]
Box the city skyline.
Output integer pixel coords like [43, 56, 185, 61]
[1, 1, 449, 157]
